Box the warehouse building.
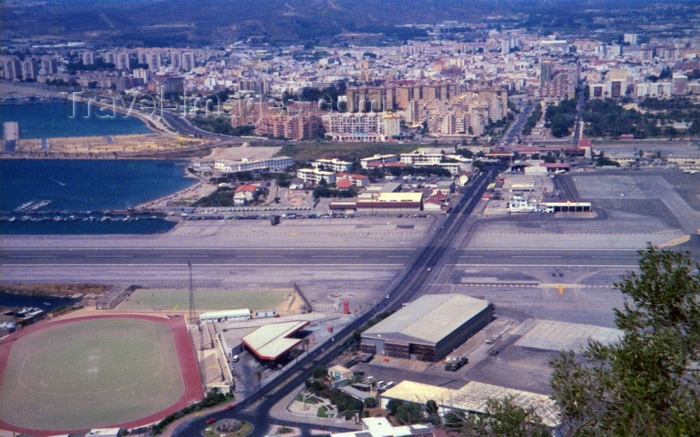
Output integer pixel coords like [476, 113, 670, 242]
[361, 294, 493, 362]
[379, 380, 559, 428]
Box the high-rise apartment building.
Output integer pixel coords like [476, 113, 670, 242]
[2, 57, 22, 80]
[115, 52, 131, 70]
[40, 57, 58, 75]
[82, 51, 95, 65]
[540, 61, 555, 87]
[147, 53, 162, 72]
[170, 51, 181, 70]
[180, 52, 195, 71]
[672, 72, 688, 95]
[21, 59, 40, 81]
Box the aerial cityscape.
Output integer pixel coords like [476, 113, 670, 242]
[0, 0, 699, 436]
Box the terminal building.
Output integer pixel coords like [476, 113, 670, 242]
[361, 294, 494, 362]
[241, 320, 310, 363]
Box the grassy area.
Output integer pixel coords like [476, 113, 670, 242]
[317, 407, 330, 418]
[259, 141, 421, 162]
[0, 317, 183, 430]
[118, 288, 291, 311]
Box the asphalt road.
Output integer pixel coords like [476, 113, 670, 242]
[160, 111, 222, 139]
[502, 104, 533, 146]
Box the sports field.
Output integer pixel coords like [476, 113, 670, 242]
[118, 288, 291, 312]
[0, 315, 202, 434]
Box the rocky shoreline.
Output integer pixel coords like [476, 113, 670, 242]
[0, 283, 111, 298]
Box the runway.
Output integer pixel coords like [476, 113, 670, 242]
[0, 248, 413, 266]
[0, 247, 644, 267]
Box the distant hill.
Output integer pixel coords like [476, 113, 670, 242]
[1, 0, 691, 47]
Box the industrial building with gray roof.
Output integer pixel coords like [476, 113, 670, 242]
[361, 294, 493, 362]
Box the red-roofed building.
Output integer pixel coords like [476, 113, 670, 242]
[336, 173, 370, 187]
[337, 179, 352, 190]
[367, 161, 407, 169]
[234, 183, 260, 206]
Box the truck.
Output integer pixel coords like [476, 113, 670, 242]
[444, 355, 468, 371]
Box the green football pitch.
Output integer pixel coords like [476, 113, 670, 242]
[0, 317, 184, 430]
[117, 288, 290, 312]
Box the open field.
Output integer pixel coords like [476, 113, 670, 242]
[0, 315, 200, 434]
[117, 287, 292, 312]
[262, 141, 420, 162]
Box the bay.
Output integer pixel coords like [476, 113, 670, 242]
[0, 103, 151, 139]
[0, 160, 195, 234]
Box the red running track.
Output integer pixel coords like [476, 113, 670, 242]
[0, 313, 204, 436]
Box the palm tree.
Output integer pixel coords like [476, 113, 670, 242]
[254, 370, 263, 392]
[302, 338, 311, 364]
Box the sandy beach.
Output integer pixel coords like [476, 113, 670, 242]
[138, 179, 218, 209]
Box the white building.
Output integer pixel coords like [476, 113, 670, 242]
[297, 168, 336, 185]
[213, 156, 293, 173]
[322, 112, 402, 142]
[331, 417, 432, 437]
[312, 158, 353, 172]
[199, 309, 251, 323]
[360, 154, 400, 169]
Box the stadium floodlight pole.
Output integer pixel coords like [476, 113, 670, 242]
[188, 260, 195, 325]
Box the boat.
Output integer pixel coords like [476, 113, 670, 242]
[14, 201, 35, 212]
[15, 200, 52, 212]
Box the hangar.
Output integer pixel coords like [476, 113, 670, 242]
[361, 294, 493, 362]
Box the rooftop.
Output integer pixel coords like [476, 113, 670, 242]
[362, 294, 491, 345]
[381, 380, 560, 428]
[241, 320, 309, 360]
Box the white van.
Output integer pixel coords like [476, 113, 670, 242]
[231, 355, 240, 363]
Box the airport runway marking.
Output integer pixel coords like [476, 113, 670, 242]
[452, 264, 638, 268]
[8, 255, 58, 258]
[161, 255, 209, 258]
[1, 263, 405, 267]
[85, 255, 134, 258]
[311, 255, 359, 258]
[457, 283, 611, 289]
[236, 255, 284, 258]
[511, 255, 562, 258]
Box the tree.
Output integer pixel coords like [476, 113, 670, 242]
[550, 245, 700, 436]
[386, 399, 404, 416]
[254, 370, 263, 391]
[395, 403, 423, 424]
[302, 338, 311, 363]
[426, 399, 439, 415]
[311, 366, 328, 379]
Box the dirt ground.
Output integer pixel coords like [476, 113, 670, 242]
[13, 134, 208, 157]
[0, 283, 111, 297]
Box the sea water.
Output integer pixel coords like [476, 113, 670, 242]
[0, 160, 195, 234]
[0, 102, 152, 139]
